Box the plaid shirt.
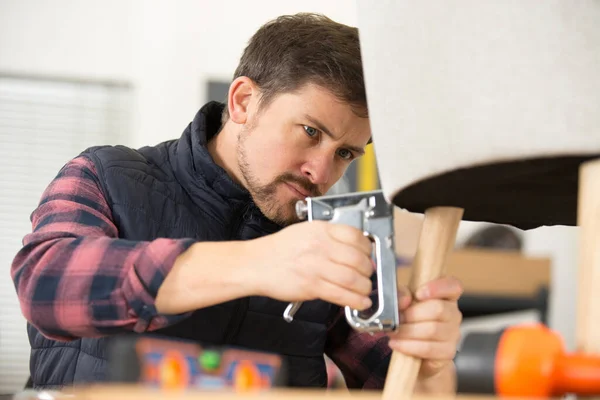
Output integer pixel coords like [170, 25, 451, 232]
[11, 155, 392, 389]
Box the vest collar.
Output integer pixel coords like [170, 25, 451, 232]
[173, 101, 250, 203]
[171, 101, 282, 233]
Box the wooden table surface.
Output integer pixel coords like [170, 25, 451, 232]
[14, 385, 549, 400]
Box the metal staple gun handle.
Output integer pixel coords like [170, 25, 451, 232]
[282, 190, 399, 333]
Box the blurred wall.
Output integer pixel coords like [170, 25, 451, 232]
[0, 1, 135, 82]
[0, 0, 357, 146]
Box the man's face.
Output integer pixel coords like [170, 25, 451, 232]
[237, 83, 371, 226]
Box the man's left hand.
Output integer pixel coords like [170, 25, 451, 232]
[387, 276, 464, 380]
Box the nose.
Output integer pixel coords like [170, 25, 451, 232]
[300, 152, 335, 186]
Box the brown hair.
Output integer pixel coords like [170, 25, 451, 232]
[222, 13, 367, 122]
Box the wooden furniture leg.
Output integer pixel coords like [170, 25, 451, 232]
[382, 207, 464, 399]
[576, 158, 600, 353]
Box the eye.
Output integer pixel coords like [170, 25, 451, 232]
[337, 148, 354, 160]
[303, 125, 319, 137]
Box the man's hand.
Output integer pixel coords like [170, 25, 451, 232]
[158, 221, 374, 317]
[387, 276, 463, 389]
[248, 221, 375, 311]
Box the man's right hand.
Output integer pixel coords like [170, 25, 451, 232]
[247, 221, 375, 311]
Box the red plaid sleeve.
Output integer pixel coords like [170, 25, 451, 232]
[325, 307, 392, 390]
[10, 156, 196, 341]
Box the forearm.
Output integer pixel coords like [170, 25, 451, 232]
[14, 232, 258, 340]
[414, 362, 457, 395]
[156, 240, 258, 314]
[12, 234, 195, 340]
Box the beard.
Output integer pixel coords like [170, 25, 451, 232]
[237, 128, 321, 226]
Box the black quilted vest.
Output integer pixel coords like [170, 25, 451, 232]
[27, 101, 337, 389]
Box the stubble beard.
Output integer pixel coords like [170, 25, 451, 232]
[236, 128, 320, 227]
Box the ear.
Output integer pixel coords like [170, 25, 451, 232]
[227, 76, 258, 125]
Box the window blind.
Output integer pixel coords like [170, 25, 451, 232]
[0, 75, 132, 393]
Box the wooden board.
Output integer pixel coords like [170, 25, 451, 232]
[576, 159, 600, 353]
[397, 248, 550, 297]
[51, 385, 549, 400]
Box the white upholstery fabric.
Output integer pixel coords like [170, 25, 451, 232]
[356, 1, 600, 224]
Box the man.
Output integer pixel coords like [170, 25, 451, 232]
[11, 13, 463, 392]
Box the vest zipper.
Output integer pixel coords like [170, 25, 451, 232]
[223, 203, 251, 344]
[223, 298, 249, 345]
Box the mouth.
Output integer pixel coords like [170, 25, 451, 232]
[284, 182, 310, 198]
